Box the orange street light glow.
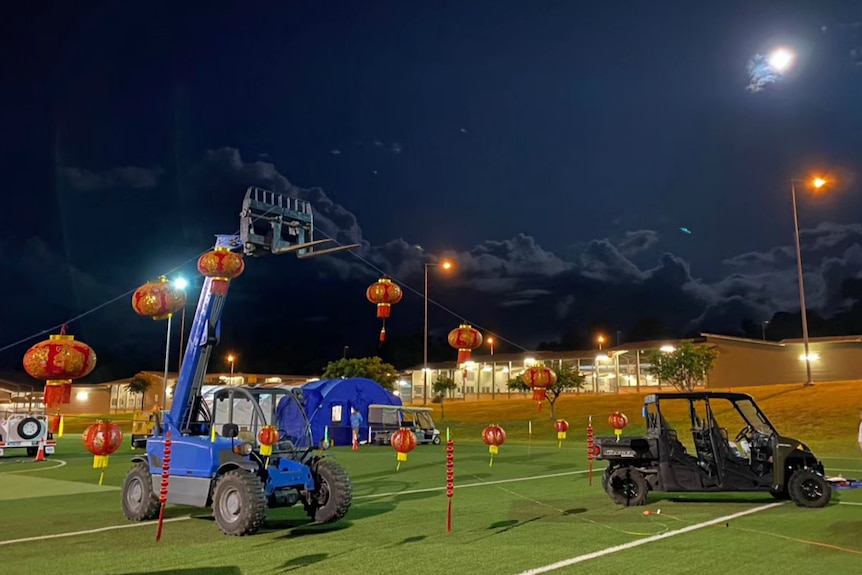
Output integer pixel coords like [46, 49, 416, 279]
[441, 260, 453, 270]
[812, 177, 827, 189]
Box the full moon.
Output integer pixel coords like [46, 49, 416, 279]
[767, 48, 795, 72]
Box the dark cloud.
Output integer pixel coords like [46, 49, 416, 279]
[7, 148, 862, 376]
[59, 166, 163, 190]
[616, 229, 660, 257]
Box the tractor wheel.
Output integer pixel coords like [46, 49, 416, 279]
[607, 467, 649, 507]
[212, 469, 267, 536]
[788, 469, 831, 508]
[303, 458, 353, 523]
[122, 462, 160, 521]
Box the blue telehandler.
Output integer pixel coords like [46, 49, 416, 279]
[121, 187, 359, 536]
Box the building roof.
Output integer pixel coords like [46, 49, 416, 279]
[778, 335, 862, 344]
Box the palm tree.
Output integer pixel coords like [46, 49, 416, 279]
[126, 374, 152, 411]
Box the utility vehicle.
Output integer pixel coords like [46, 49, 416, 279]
[595, 392, 831, 508]
[367, 404, 441, 445]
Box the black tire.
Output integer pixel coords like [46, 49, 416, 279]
[606, 466, 649, 507]
[26, 446, 49, 458]
[788, 469, 831, 508]
[432, 435, 441, 445]
[303, 458, 353, 523]
[122, 462, 160, 521]
[212, 469, 267, 536]
[601, 467, 613, 492]
[17, 417, 42, 440]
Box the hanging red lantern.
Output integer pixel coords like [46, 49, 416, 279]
[609, 411, 628, 442]
[197, 247, 245, 295]
[555, 419, 569, 448]
[23, 327, 97, 410]
[390, 428, 417, 470]
[448, 324, 483, 364]
[132, 277, 187, 320]
[82, 420, 123, 484]
[366, 277, 403, 343]
[257, 425, 279, 457]
[482, 424, 506, 466]
[520, 366, 557, 411]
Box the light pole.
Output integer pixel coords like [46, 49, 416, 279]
[423, 259, 453, 406]
[174, 277, 189, 375]
[487, 336, 494, 356]
[227, 354, 235, 375]
[761, 320, 769, 341]
[597, 335, 605, 350]
[790, 176, 827, 386]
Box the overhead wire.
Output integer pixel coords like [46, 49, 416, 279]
[0, 205, 533, 357]
[311, 227, 531, 353]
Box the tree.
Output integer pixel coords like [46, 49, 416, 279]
[506, 363, 586, 420]
[126, 373, 153, 410]
[432, 374, 458, 419]
[321, 357, 399, 391]
[645, 339, 718, 392]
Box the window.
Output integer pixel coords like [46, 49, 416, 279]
[331, 405, 343, 424]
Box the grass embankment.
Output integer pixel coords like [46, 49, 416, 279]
[434, 381, 862, 454]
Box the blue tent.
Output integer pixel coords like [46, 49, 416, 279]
[276, 378, 402, 447]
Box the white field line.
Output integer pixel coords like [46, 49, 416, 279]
[839, 501, 862, 506]
[0, 469, 591, 546]
[513, 502, 784, 575]
[0, 459, 68, 474]
[354, 469, 590, 500]
[0, 516, 192, 546]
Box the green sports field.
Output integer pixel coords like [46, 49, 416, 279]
[0, 382, 860, 575]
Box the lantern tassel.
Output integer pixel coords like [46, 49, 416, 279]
[58, 415, 64, 438]
[447, 498, 452, 533]
[156, 431, 172, 542]
[379, 325, 386, 344]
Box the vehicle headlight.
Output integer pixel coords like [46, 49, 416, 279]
[233, 442, 253, 456]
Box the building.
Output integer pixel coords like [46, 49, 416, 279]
[1, 371, 316, 416]
[403, 333, 862, 404]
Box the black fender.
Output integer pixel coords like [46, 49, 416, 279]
[216, 461, 259, 476]
[130, 455, 148, 466]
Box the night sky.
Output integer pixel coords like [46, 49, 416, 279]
[2, 0, 862, 380]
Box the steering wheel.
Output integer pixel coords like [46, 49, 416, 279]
[735, 425, 753, 443]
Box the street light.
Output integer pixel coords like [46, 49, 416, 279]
[424, 259, 453, 406]
[597, 335, 605, 350]
[227, 354, 235, 375]
[790, 176, 829, 386]
[487, 336, 495, 356]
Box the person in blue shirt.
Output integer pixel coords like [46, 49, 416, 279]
[350, 408, 363, 445]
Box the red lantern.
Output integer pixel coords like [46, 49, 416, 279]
[366, 278, 403, 343]
[482, 424, 506, 466]
[390, 428, 417, 470]
[520, 366, 557, 411]
[23, 327, 97, 410]
[132, 277, 187, 320]
[448, 324, 483, 364]
[257, 425, 279, 457]
[609, 411, 628, 442]
[82, 420, 123, 484]
[555, 419, 569, 448]
[197, 247, 245, 295]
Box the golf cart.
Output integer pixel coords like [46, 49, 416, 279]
[367, 404, 441, 445]
[595, 392, 831, 508]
